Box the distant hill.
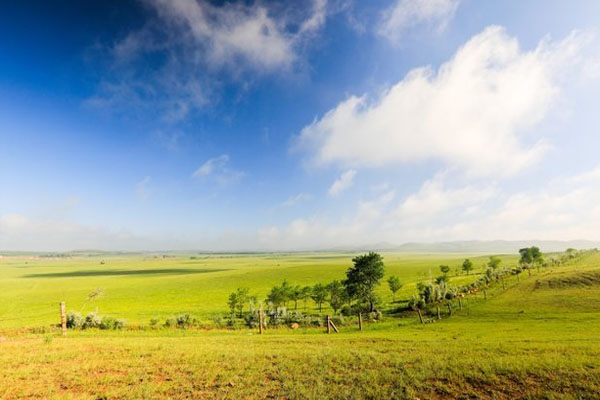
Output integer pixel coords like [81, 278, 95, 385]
[387, 240, 600, 254]
[2, 240, 599, 256]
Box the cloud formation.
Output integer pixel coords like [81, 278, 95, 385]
[328, 169, 356, 196]
[193, 154, 245, 185]
[89, 0, 330, 121]
[378, 0, 460, 42]
[298, 26, 590, 177]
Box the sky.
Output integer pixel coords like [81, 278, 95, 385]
[1, 0, 600, 251]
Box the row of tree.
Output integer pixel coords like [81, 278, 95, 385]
[228, 252, 396, 318]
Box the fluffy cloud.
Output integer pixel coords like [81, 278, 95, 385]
[89, 0, 329, 120]
[193, 154, 245, 185]
[298, 26, 590, 177]
[328, 169, 357, 196]
[256, 164, 600, 250]
[395, 174, 496, 222]
[378, 0, 460, 42]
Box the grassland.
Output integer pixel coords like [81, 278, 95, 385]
[1, 251, 599, 399]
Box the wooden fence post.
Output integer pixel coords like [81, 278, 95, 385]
[358, 312, 363, 331]
[447, 302, 452, 316]
[326, 315, 331, 334]
[258, 310, 263, 335]
[60, 301, 67, 336]
[417, 308, 424, 324]
[458, 297, 462, 310]
[483, 289, 487, 300]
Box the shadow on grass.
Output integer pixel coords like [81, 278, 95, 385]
[24, 268, 229, 278]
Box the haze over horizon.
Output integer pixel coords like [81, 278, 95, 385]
[2, 0, 600, 251]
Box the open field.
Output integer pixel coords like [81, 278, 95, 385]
[1, 251, 600, 398]
[0, 252, 514, 329]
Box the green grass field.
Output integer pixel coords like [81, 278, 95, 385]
[1, 251, 599, 399]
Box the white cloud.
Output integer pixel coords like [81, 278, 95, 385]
[396, 173, 496, 221]
[298, 26, 591, 177]
[89, 0, 330, 121]
[192, 154, 245, 185]
[193, 155, 230, 177]
[151, 0, 294, 71]
[378, 0, 460, 42]
[255, 164, 600, 250]
[328, 169, 356, 196]
[299, 0, 328, 34]
[282, 193, 313, 207]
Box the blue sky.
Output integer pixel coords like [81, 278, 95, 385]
[1, 0, 600, 251]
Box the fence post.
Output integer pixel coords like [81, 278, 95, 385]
[458, 296, 463, 310]
[258, 310, 263, 335]
[358, 312, 363, 331]
[483, 289, 487, 300]
[60, 301, 67, 336]
[326, 315, 331, 334]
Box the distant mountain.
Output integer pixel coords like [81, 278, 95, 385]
[389, 240, 600, 254]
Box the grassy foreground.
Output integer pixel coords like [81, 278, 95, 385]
[1, 251, 600, 399]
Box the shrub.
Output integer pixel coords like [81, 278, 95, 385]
[99, 316, 125, 330]
[340, 305, 353, 317]
[66, 311, 83, 329]
[82, 312, 102, 329]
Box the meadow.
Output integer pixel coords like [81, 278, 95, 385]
[1, 250, 599, 399]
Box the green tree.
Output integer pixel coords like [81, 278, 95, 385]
[300, 286, 312, 310]
[234, 288, 249, 317]
[289, 285, 303, 310]
[227, 292, 238, 316]
[327, 280, 345, 314]
[439, 265, 450, 275]
[488, 256, 501, 270]
[462, 259, 473, 275]
[387, 275, 403, 302]
[279, 280, 293, 308]
[311, 283, 328, 312]
[266, 284, 286, 308]
[343, 252, 385, 312]
[519, 247, 543, 272]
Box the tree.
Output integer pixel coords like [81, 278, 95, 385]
[387, 275, 403, 302]
[300, 286, 312, 310]
[279, 280, 293, 308]
[228, 288, 249, 317]
[311, 283, 328, 312]
[462, 259, 473, 275]
[289, 285, 303, 310]
[519, 247, 544, 272]
[228, 292, 238, 316]
[327, 280, 345, 314]
[488, 256, 501, 270]
[235, 288, 249, 317]
[344, 252, 385, 312]
[266, 284, 286, 308]
[439, 265, 450, 275]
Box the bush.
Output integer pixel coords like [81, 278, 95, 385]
[82, 312, 103, 329]
[340, 305, 353, 317]
[99, 316, 125, 330]
[66, 311, 83, 329]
